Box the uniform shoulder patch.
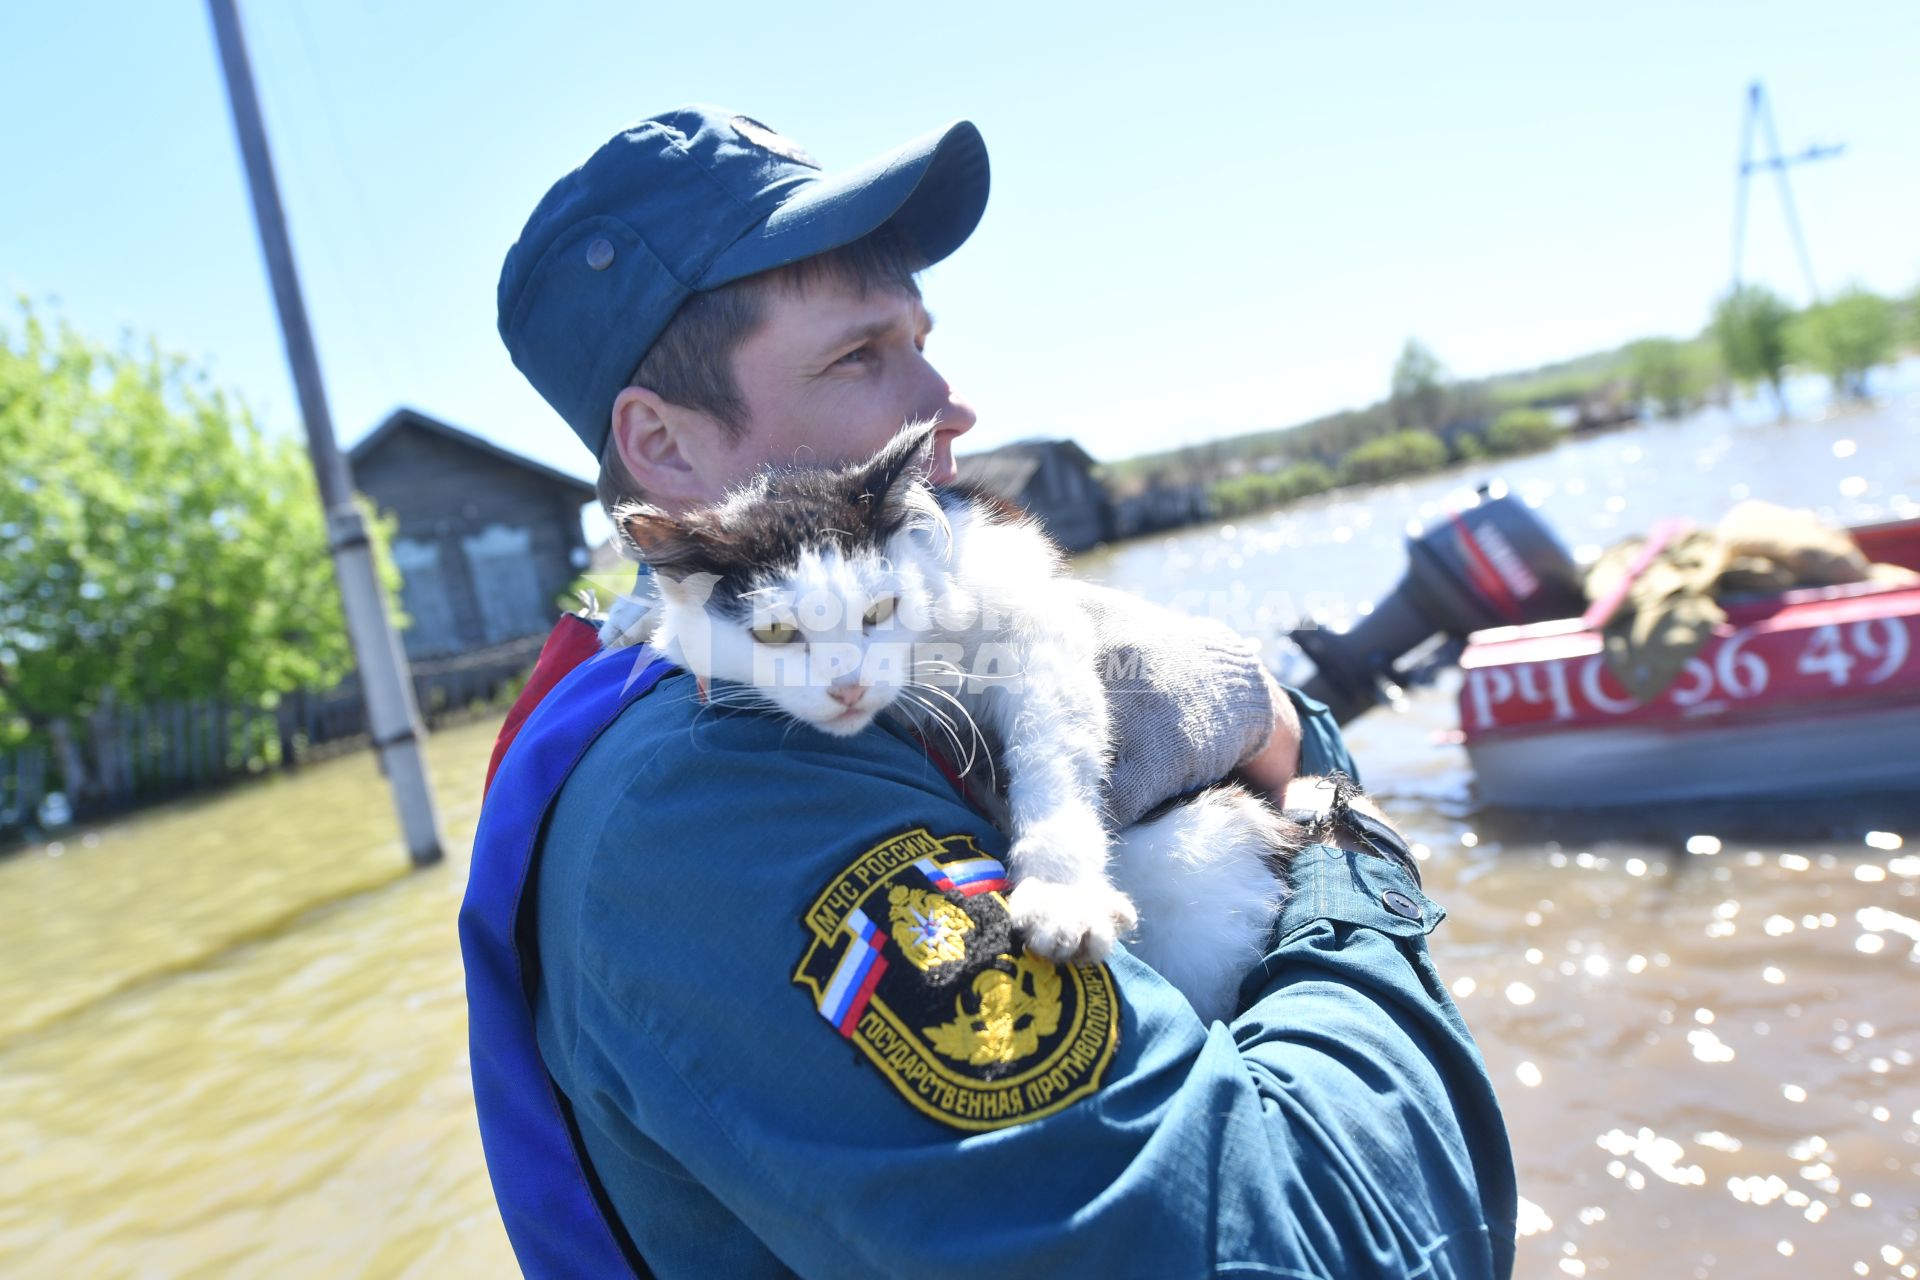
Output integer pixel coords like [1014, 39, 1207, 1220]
[793, 828, 1120, 1132]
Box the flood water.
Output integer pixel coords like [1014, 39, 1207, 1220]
[1078, 368, 1920, 1280]
[4, 372, 1918, 1278]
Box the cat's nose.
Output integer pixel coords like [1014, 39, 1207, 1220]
[827, 683, 866, 708]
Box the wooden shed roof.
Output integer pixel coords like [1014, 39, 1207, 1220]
[954, 439, 1098, 499]
[349, 408, 596, 500]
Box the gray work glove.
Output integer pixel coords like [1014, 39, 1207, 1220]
[1058, 581, 1279, 829]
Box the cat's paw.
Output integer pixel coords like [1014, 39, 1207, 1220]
[1006, 878, 1138, 965]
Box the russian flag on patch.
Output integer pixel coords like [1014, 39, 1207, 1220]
[815, 907, 889, 1037]
[915, 855, 1008, 897]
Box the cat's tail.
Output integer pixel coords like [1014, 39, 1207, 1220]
[1108, 784, 1303, 1024]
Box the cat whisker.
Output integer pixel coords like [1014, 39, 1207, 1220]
[908, 653, 1029, 686]
[931, 696, 994, 786]
[890, 686, 956, 749]
[897, 690, 978, 780]
[901, 688, 967, 758]
[901, 684, 995, 790]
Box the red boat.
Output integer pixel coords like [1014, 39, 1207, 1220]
[1455, 517, 1920, 807]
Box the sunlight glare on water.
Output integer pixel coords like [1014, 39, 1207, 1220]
[1079, 384, 1920, 1280]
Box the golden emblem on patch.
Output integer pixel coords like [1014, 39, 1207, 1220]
[793, 828, 1120, 1132]
[730, 115, 820, 169]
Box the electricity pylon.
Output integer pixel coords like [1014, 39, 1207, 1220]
[1731, 80, 1843, 302]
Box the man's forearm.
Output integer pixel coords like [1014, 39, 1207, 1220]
[1066, 580, 1282, 826]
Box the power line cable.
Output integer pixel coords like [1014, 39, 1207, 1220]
[246, 3, 405, 434]
[285, 0, 429, 393]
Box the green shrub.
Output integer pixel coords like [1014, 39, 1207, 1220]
[1339, 430, 1448, 485]
[1791, 287, 1898, 399]
[0, 302, 400, 739]
[1209, 461, 1337, 516]
[1626, 338, 1712, 418]
[1713, 284, 1794, 411]
[1483, 408, 1563, 456]
[1208, 475, 1260, 518]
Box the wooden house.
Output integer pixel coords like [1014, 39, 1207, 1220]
[1108, 478, 1215, 539]
[349, 409, 596, 657]
[954, 439, 1111, 552]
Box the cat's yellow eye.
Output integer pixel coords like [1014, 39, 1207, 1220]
[863, 595, 897, 628]
[751, 619, 800, 645]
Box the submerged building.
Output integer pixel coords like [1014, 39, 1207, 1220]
[350, 408, 595, 657]
[954, 439, 1111, 552]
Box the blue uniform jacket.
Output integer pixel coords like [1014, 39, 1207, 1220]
[492, 645, 1517, 1278]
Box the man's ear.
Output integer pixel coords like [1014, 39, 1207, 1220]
[611, 386, 701, 503]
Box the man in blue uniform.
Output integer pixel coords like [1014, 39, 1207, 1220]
[464, 106, 1517, 1278]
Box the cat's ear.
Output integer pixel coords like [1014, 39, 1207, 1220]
[854, 421, 940, 536]
[616, 502, 679, 559]
[616, 502, 720, 582]
[863, 421, 939, 490]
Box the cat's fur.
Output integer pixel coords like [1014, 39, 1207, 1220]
[605, 424, 1298, 1022]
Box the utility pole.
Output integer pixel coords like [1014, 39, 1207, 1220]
[1731, 80, 1843, 301]
[206, 0, 444, 866]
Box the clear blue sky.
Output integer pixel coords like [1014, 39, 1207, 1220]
[6, 0, 1917, 484]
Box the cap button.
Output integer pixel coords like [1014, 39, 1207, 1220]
[1383, 889, 1423, 923]
[585, 238, 615, 271]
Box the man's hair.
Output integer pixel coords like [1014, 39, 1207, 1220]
[596, 225, 925, 515]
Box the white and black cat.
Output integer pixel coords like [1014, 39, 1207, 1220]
[603, 424, 1299, 1022]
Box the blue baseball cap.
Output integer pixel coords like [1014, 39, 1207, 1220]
[497, 105, 990, 457]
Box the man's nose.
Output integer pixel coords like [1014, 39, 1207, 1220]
[934, 390, 978, 438]
[917, 356, 977, 438]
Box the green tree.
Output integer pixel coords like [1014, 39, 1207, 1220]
[1483, 408, 1564, 456]
[1628, 337, 1689, 418]
[0, 303, 397, 801]
[1207, 475, 1262, 518]
[1209, 461, 1338, 516]
[1792, 287, 1899, 400]
[1389, 338, 1448, 430]
[1340, 429, 1448, 485]
[1712, 284, 1794, 416]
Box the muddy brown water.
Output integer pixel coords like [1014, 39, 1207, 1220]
[4, 378, 1917, 1277]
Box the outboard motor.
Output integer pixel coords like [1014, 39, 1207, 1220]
[1292, 481, 1586, 723]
